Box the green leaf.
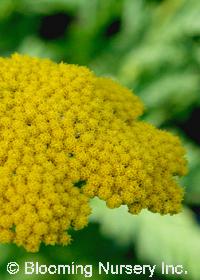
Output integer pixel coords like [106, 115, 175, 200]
[90, 197, 138, 246]
[90, 198, 200, 280]
[137, 209, 200, 280]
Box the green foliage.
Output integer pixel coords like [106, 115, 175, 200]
[90, 198, 200, 280]
[182, 142, 200, 204]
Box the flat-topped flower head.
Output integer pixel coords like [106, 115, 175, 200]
[0, 54, 187, 252]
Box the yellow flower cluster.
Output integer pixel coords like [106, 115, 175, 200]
[0, 54, 187, 252]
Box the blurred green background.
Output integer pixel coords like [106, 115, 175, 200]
[0, 0, 200, 279]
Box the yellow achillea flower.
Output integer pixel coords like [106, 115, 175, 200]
[0, 54, 187, 252]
